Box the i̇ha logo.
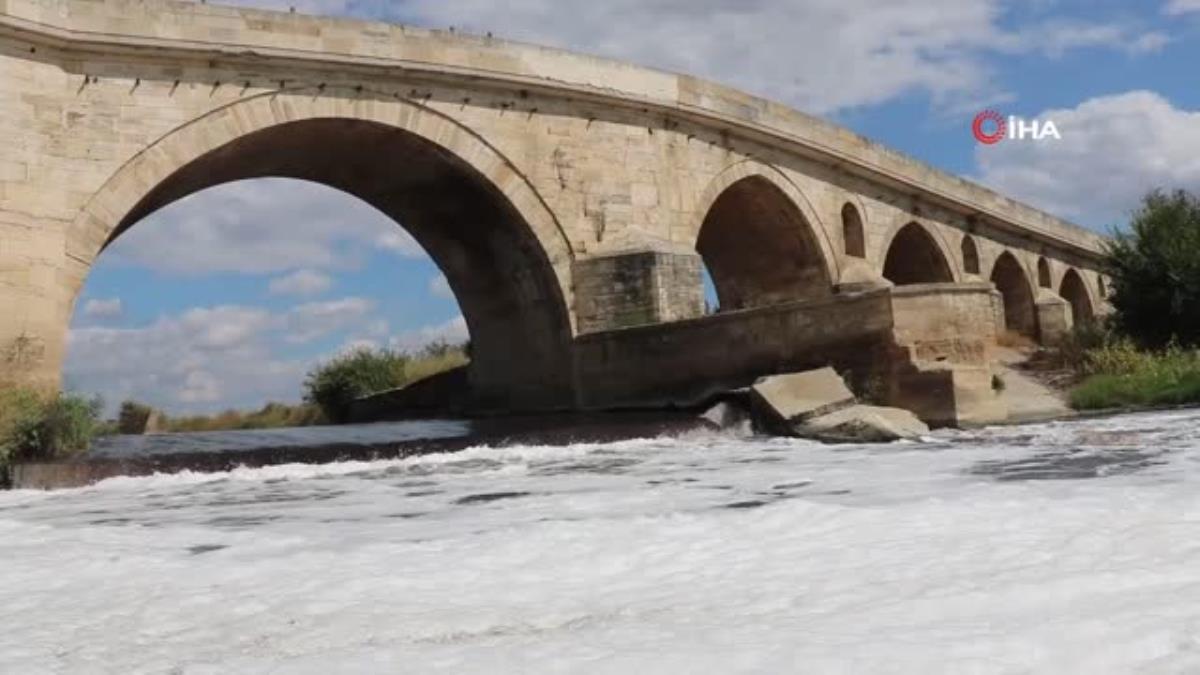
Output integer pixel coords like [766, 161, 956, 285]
[972, 110, 1061, 144]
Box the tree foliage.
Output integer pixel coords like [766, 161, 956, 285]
[1107, 190, 1200, 348]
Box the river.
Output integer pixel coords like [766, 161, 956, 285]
[2, 409, 1200, 673]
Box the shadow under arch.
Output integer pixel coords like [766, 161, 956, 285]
[1059, 268, 1095, 327]
[991, 251, 1038, 338]
[882, 222, 954, 285]
[695, 174, 834, 311]
[66, 96, 577, 410]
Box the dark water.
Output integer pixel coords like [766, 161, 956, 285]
[87, 419, 472, 458]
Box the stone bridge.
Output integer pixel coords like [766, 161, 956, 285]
[0, 0, 1108, 425]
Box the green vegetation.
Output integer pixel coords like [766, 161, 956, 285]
[117, 400, 158, 434]
[165, 402, 325, 433]
[303, 341, 468, 423]
[1, 388, 104, 473]
[1105, 189, 1200, 349]
[1069, 341, 1200, 410]
[1056, 190, 1200, 410]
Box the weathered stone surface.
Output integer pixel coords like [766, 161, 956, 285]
[799, 405, 930, 444]
[751, 368, 857, 427]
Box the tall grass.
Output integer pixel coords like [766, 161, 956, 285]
[1069, 340, 1200, 410]
[166, 402, 325, 433]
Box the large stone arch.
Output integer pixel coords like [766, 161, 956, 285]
[990, 251, 1038, 338]
[1059, 268, 1095, 327]
[692, 162, 838, 310]
[881, 221, 956, 285]
[64, 88, 578, 409]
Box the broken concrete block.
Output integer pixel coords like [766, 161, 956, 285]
[750, 368, 857, 430]
[800, 405, 930, 443]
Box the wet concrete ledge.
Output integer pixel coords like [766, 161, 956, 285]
[8, 412, 708, 491]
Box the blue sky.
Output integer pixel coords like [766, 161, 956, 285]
[67, 0, 1200, 413]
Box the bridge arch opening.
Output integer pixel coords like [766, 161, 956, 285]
[1059, 269, 1095, 327]
[882, 222, 954, 285]
[991, 252, 1038, 338]
[842, 203, 865, 258]
[961, 235, 980, 275]
[73, 117, 574, 410]
[1037, 257, 1052, 288]
[696, 175, 832, 311]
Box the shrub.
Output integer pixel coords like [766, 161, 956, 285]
[117, 400, 157, 434]
[302, 343, 471, 423]
[1042, 321, 1118, 373]
[0, 389, 103, 466]
[303, 347, 410, 423]
[1081, 338, 1151, 376]
[34, 394, 104, 458]
[0, 388, 47, 467]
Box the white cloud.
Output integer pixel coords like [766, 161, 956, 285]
[63, 297, 403, 415]
[285, 297, 376, 344]
[223, 0, 1170, 115]
[107, 179, 425, 276]
[388, 316, 470, 352]
[66, 305, 302, 414]
[178, 370, 222, 404]
[428, 274, 455, 300]
[81, 298, 122, 320]
[975, 91, 1200, 229]
[268, 269, 333, 297]
[990, 22, 1169, 57]
[1164, 0, 1200, 15]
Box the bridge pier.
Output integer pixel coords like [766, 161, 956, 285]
[572, 247, 705, 333]
[0, 227, 70, 394]
[1035, 291, 1072, 345]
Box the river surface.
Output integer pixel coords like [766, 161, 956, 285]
[3, 409, 1200, 673]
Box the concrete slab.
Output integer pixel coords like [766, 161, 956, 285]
[802, 404, 930, 443]
[751, 368, 856, 425]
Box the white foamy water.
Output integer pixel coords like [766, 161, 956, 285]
[4, 410, 1200, 673]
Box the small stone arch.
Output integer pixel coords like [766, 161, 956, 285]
[1060, 269, 1095, 327]
[882, 222, 955, 285]
[842, 202, 866, 258]
[693, 160, 840, 286]
[991, 251, 1038, 337]
[961, 235, 981, 275]
[1037, 257, 1052, 288]
[695, 174, 834, 310]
